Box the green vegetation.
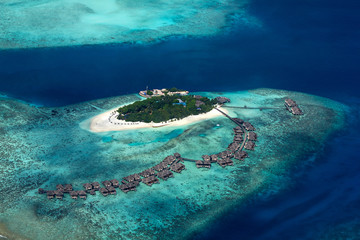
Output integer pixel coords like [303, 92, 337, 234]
[168, 87, 184, 92]
[146, 90, 153, 96]
[117, 95, 217, 123]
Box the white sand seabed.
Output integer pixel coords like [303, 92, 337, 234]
[83, 106, 228, 133]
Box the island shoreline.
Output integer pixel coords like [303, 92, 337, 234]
[83, 104, 229, 133]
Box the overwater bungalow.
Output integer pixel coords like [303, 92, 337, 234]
[215, 96, 231, 104]
[244, 141, 256, 150]
[285, 98, 297, 107]
[218, 151, 228, 159]
[89, 189, 96, 195]
[153, 162, 168, 172]
[102, 180, 112, 188]
[234, 126, 243, 131]
[234, 151, 248, 160]
[78, 190, 87, 200]
[234, 136, 243, 142]
[119, 184, 130, 193]
[132, 174, 142, 181]
[247, 132, 257, 141]
[157, 169, 174, 180]
[139, 168, 156, 178]
[63, 184, 73, 193]
[55, 190, 64, 200]
[70, 191, 78, 199]
[83, 183, 92, 191]
[107, 186, 117, 195]
[228, 142, 240, 152]
[196, 160, 211, 169]
[224, 158, 234, 166]
[38, 188, 46, 194]
[291, 106, 303, 115]
[99, 188, 109, 197]
[56, 184, 64, 190]
[47, 191, 55, 199]
[233, 118, 244, 124]
[224, 150, 233, 157]
[217, 159, 227, 168]
[163, 155, 176, 165]
[174, 152, 182, 159]
[170, 162, 186, 173]
[284, 98, 304, 115]
[142, 175, 160, 186]
[91, 182, 100, 190]
[110, 179, 120, 188]
[119, 181, 138, 193]
[243, 122, 255, 131]
[202, 155, 211, 161]
[210, 154, 218, 163]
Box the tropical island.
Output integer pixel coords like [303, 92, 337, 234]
[86, 89, 231, 132]
[117, 94, 217, 123]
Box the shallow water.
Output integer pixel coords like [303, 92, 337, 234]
[0, 0, 252, 49]
[0, 89, 347, 239]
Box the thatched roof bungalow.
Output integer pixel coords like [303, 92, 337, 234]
[157, 169, 174, 180]
[202, 155, 211, 161]
[247, 132, 257, 141]
[285, 98, 297, 107]
[47, 191, 55, 199]
[233, 118, 244, 124]
[110, 179, 120, 188]
[210, 154, 218, 163]
[170, 162, 186, 173]
[102, 180, 112, 188]
[63, 184, 73, 193]
[142, 175, 160, 186]
[243, 122, 255, 131]
[69, 191, 78, 199]
[234, 151, 248, 160]
[91, 182, 100, 190]
[244, 141, 256, 150]
[78, 190, 87, 200]
[54, 190, 64, 200]
[107, 186, 117, 195]
[100, 188, 109, 197]
[83, 183, 92, 191]
[163, 155, 176, 165]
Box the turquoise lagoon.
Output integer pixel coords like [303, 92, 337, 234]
[0, 0, 259, 49]
[0, 89, 347, 239]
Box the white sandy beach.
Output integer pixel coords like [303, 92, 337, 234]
[84, 105, 228, 133]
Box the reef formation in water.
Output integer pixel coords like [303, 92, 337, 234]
[0, 0, 259, 49]
[0, 89, 347, 239]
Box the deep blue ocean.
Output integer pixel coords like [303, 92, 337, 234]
[0, 0, 359, 239]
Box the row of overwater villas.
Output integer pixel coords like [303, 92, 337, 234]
[39, 153, 185, 200]
[195, 120, 257, 169]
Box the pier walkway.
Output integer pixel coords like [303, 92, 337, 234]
[223, 106, 282, 110]
[214, 108, 248, 151]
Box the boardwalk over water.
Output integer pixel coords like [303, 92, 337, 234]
[214, 107, 248, 152]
